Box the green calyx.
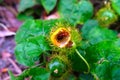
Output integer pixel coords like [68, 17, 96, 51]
[49, 22, 82, 54]
[96, 5, 118, 27]
[47, 54, 71, 77]
[48, 57, 67, 77]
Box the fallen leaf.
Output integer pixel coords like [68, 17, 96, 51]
[0, 31, 15, 37]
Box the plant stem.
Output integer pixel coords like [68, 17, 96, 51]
[32, 63, 45, 68]
[75, 49, 90, 73]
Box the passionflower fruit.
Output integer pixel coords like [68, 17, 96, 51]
[48, 58, 67, 77]
[47, 54, 71, 78]
[50, 27, 71, 48]
[96, 4, 117, 27]
[49, 23, 82, 54]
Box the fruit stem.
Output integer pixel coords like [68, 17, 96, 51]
[75, 49, 90, 73]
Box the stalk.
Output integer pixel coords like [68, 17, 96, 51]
[75, 49, 90, 73]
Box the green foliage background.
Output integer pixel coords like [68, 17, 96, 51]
[9, 0, 120, 80]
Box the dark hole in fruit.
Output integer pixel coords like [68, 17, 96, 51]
[56, 29, 69, 42]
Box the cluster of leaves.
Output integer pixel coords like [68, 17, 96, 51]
[10, 0, 120, 80]
[18, 0, 57, 14]
[18, 0, 93, 26]
[80, 19, 120, 80]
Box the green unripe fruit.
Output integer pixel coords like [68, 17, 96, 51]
[48, 58, 67, 77]
[96, 7, 117, 27]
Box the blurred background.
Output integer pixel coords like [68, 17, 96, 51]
[0, 0, 119, 80]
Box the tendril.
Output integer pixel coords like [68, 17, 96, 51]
[75, 49, 90, 73]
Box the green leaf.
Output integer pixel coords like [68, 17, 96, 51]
[87, 27, 117, 45]
[36, 0, 41, 5]
[93, 61, 111, 80]
[92, 59, 120, 80]
[17, 13, 34, 21]
[15, 35, 50, 66]
[75, 0, 93, 24]
[15, 19, 58, 44]
[81, 20, 117, 45]
[8, 71, 17, 80]
[111, 63, 120, 80]
[58, 0, 93, 26]
[28, 35, 51, 51]
[66, 74, 76, 80]
[18, 0, 36, 12]
[11, 67, 50, 80]
[78, 73, 94, 80]
[85, 39, 120, 67]
[41, 0, 57, 14]
[15, 20, 39, 43]
[58, 0, 77, 16]
[81, 19, 99, 39]
[15, 19, 59, 66]
[29, 67, 50, 80]
[93, 61, 120, 80]
[113, 38, 120, 47]
[15, 42, 40, 66]
[108, 39, 120, 62]
[35, 19, 58, 35]
[111, 0, 120, 15]
[68, 50, 88, 72]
